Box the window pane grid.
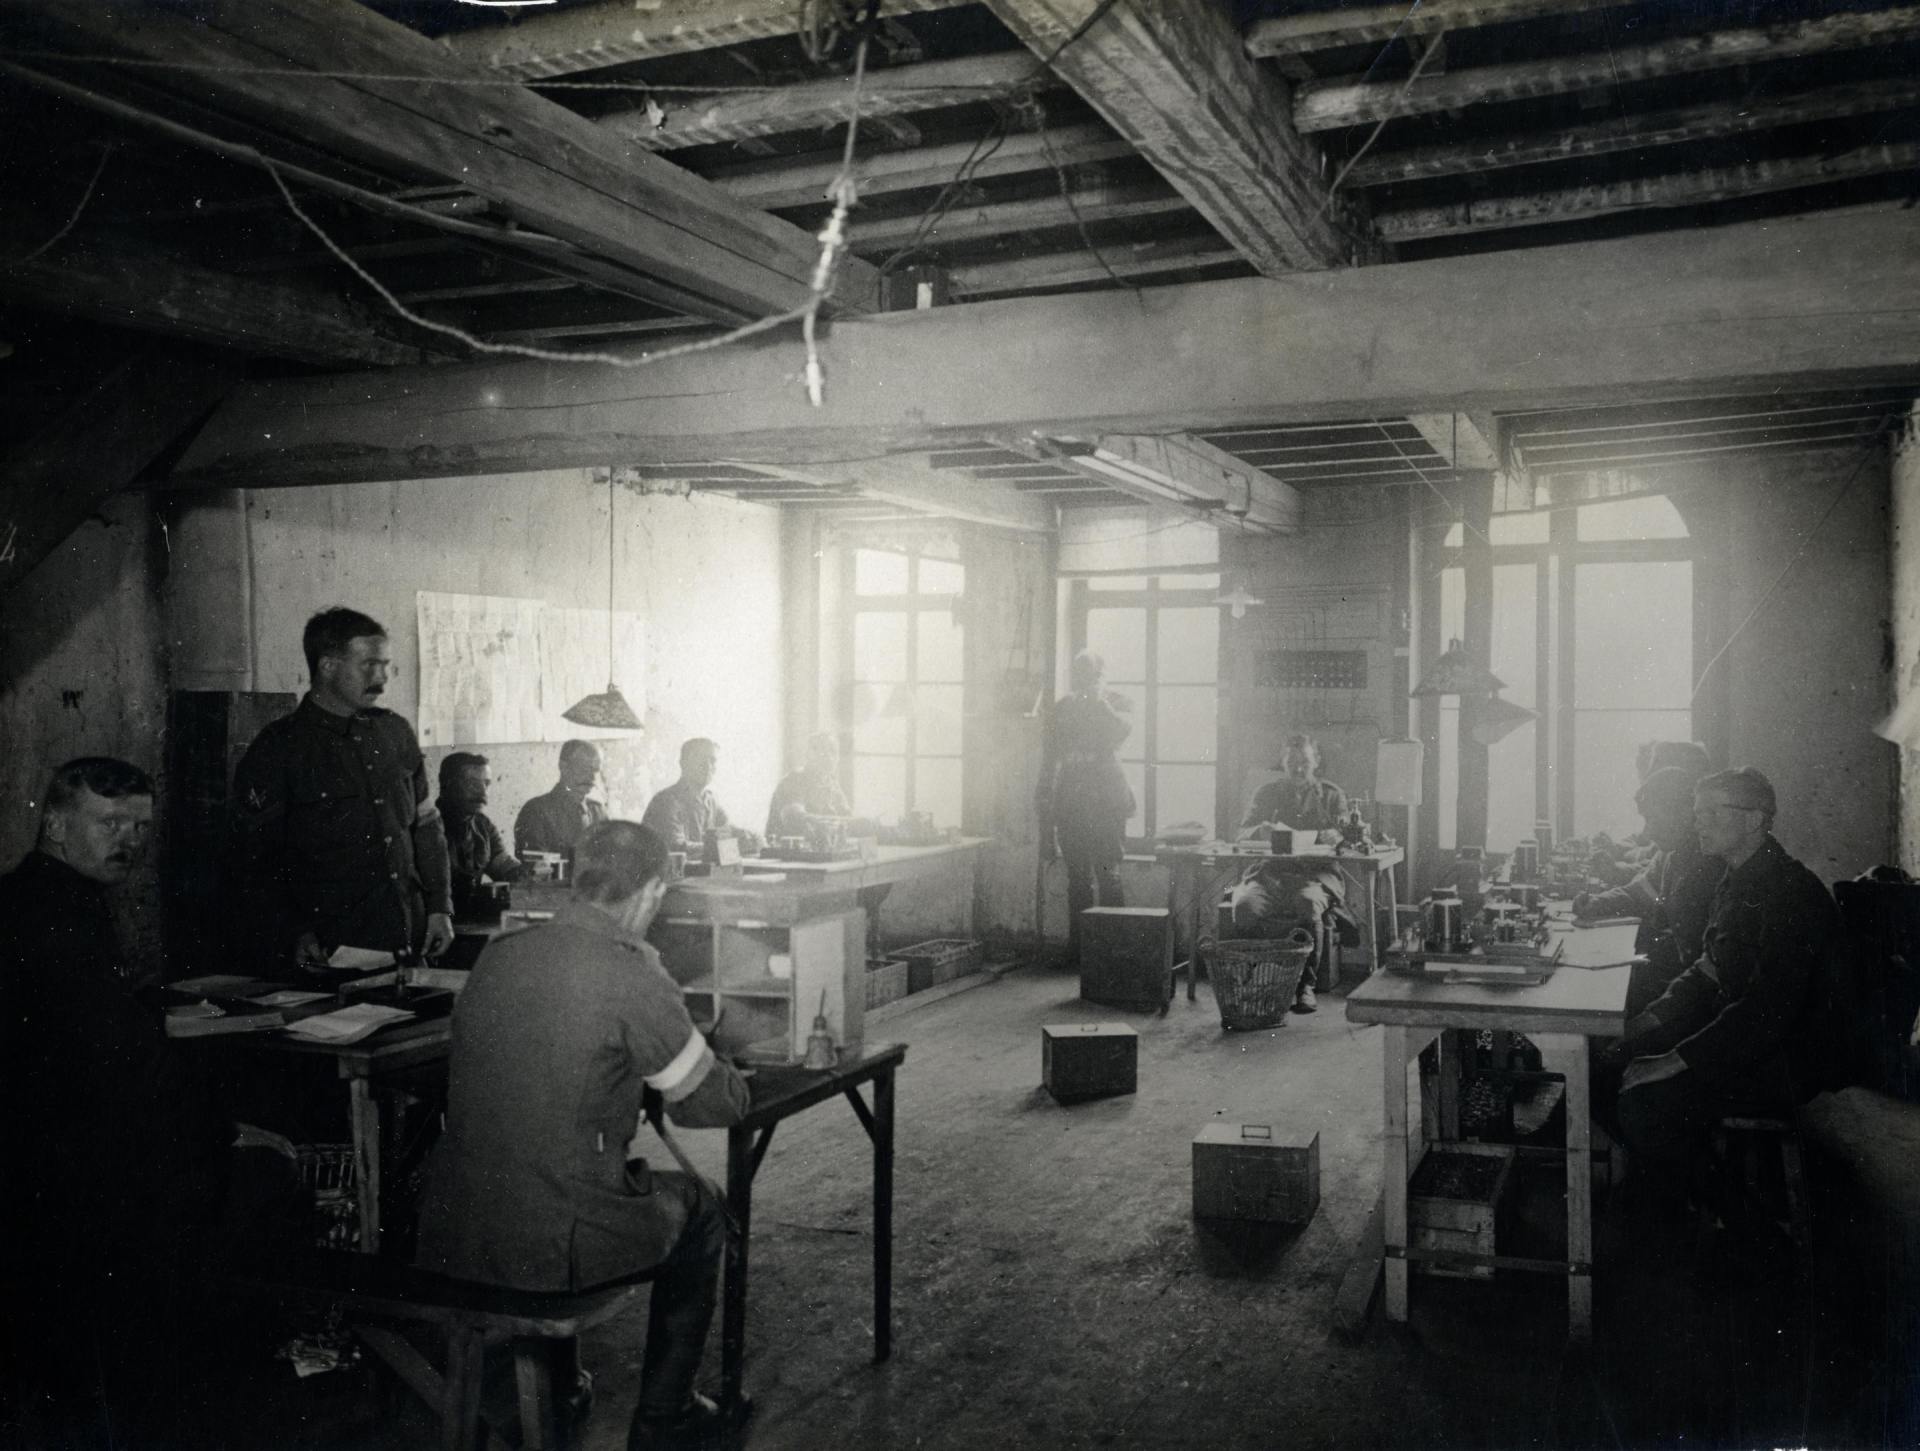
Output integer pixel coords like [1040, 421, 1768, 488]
[846, 547, 966, 826]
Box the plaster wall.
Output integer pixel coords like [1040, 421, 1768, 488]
[172, 471, 788, 847]
[1709, 447, 1894, 883]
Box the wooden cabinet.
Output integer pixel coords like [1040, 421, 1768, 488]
[656, 907, 866, 1065]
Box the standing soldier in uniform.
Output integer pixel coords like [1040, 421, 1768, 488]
[1036, 651, 1135, 969]
[231, 607, 454, 978]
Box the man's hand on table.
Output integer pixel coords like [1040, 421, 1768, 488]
[1570, 892, 1594, 922]
[293, 931, 330, 973]
[1620, 1050, 1688, 1092]
[423, 913, 455, 957]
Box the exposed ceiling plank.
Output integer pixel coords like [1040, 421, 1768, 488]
[1524, 426, 1893, 468]
[982, 0, 1376, 271]
[740, 457, 1055, 532]
[1508, 395, 1908, 438]
[168, 209, 1920, 489]
[607, 52, 1039, 150]
[852, 181, 1192, 250]
[6, 0, 883, 319]
[1408, 413, 1502, 470]
[0, 225, 433, 366]
[1345, 75, 1920, 186]
[1377, 140, 1920, 238]
[1295, 6, 1920, 131]
[0, 351, 234, 599]
[950, 242, 1245, 295]
[1076, 432, 1304, 533]
[1247, 0, 1619, 59]
[444, 0, 973, 77]
[395, 277, 579, 303]
[709, 123, 1134, 209]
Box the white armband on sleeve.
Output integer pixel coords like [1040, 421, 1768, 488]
[645, 1028, 715, 1103]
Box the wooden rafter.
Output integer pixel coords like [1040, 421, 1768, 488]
[1246, 0, 1618, 62]
[1345, 75, 1920, 186]
[605, 52, 1040, 150]
[1294, 6, 1920, 131]
[982, 0, 1376, 273]
[851, 181, 1191, 251]
[168, 210, 1920, 489]
[708, 123, 1135, 210]
[1407, 414, 1502, 471]
[5, 0, 883, 321]
[738, 457, 1054, 532]
[0, 225, 432, 367]
[1376, 140, 1920, 239]
[950, 242, 1244, 296]
[444, 0, 973, 78]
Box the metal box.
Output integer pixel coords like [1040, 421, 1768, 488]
[1192, 1124, 1320, 1224]
[1042, 1023, 1138, 1103]
[1409, 1142, 1514, 1279]
[1079, 907, 1172, 1011]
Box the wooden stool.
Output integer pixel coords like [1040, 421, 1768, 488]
[1717, 1115, 1813, 1269]
[237, 1248, 648, 1451]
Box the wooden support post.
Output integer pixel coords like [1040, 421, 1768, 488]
[1455, 470, 1495, 855]
[1382, 1025, 1412, 1323]
[1542, 1031, 1595, 1341]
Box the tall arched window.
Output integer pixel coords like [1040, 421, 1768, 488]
[1433, 492, 1693, 850]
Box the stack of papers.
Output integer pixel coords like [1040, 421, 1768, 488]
[280, 1003, 415, 1045]
[326, 946, 397, 972]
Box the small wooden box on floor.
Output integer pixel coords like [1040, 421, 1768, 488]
[1192, 1124, 1320, 1224]
[1042, 1023, 1137, 1103]
[1079, 907, 1171, 1011]
[1409, 1142, 1513, 1279]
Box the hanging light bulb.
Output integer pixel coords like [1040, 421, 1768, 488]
[563, 478, 643, 731]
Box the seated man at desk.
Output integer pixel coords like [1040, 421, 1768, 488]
[1609, 769, 1840, 1199]
[1229, 734, 1358, 1014]
[514, 739, 608, 860]
[417, 820, 752, 1449]
[1574, 765, 1723, 1018]
[766, 732, 852, 840]
[2, 757, 302, 1443]
[644, 737, 758, 856]
[437, 751, 523, 918]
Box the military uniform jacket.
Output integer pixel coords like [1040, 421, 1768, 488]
[415, 899, 750, 1291]
[512, 785, 607, 858]
[1637, 834, 1838, 1087]
[1583, 836, 1724, 973]
[231, 695, 452, 964]
[641, 781, 730, 852]
[1038, 691, 1135, 865]
[439, 806, 523, 917]
[1240, 776, 1350, 833]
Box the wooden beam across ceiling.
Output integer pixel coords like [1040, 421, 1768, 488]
[981, 0, 1377, 273]
[1026, 431, 1303, 533]
[606, 51, 1039, 151]
[1294, 6, 1920, 131]
[0, 225, 433, 367]
[734, 456, 1055, 533]
[1246, 0, 1619, 61]
[168, 209, 1920, 490]
[851, 180, 1191, 250]
[1377, 140, 1920, 239]
[949, 241, 1244, 296]
[3, 0, 884, 321]
[1407, 414, 1502, 471]
[1345, 74, 1920, 186]
[442, 0, 973, 77]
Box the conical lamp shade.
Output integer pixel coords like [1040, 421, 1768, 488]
[1470, 693, 1537, 746]
[1411, 637, 1506, 697]
[562, 683, 642, 731]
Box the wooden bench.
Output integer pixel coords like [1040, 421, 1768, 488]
[236, 1249, 647, 1451]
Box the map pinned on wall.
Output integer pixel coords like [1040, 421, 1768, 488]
[416, 592, 545, 746]
[415, 592, 646, 745]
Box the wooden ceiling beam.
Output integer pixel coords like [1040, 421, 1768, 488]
[982, 0, 1377, 273]
[168, 209, 1920, 489]
[0, 224, 433, 367]
[0, 351, 234, 599]
[1295, 6, 1920, 131]
[1346, 75, 1920, 186]
[1407, 414, 1502, 470]
[740, 457, 1055, 533]
[949, 241, 1244, 296]
[605, 51, 1040, 150]
[1009, 431, 1302, 533]
[852, 181, 1191, 250]
[1247, 0, 1619, 61]
[443, 0, 972, 77]
[5, 0, 883, 320]
[1377, 140, 1920, 239]
[709, 123, 1133, 209]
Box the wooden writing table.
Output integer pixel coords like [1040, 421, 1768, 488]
[1344, 921, 1636, 1340]
[744, 839, 987, 964]
[722, 1043, 906, 1414]
[1156, 842, 1404, 1000]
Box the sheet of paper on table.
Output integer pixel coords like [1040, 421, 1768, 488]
[280, 1002, 415, 1045]
[327, 945, 396, 972]
[245, 988, 333, 1007]
[171, 973, 275, 996]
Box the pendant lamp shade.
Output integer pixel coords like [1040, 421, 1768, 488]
[562, 479, 643, 731]
[1470, 693, 1537, 746]
[1410, 637, 1506, 697]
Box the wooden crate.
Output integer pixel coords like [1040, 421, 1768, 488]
[1079, 907, 1171, 1011]
[899, 938, 981, 994]
[1409, 1142, 1514, 1279]
[1192, 1124, 1320, 1224]
[1042, 1023, 1137, 1103]
[866, 958, 910, 1010]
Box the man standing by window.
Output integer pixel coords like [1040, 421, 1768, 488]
[1037, 651, 1135, 969]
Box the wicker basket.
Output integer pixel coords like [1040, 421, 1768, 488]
[1204, 932, 1315, 1031]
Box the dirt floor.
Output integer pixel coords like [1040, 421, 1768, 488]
[188, 961, 1901, 1450]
